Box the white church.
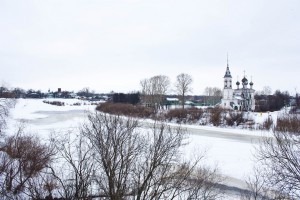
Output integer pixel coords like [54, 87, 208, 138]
[221, 62, 255, 111]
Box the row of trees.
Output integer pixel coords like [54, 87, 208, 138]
[0, 87, 27, 98]
[140, 73, 193, 110]
[255, 90, 291, 112]
[203, 87, 222, 106]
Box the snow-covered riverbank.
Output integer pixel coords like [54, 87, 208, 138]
[5, 98, 276, 198]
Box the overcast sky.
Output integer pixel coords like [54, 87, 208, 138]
[0, 0, 299, 95]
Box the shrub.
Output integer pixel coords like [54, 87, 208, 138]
[225, 111, 245, 126]
[164, 108, 204, 123]
[96, 102, 155, 118]
[43, 100, 65, 106]
[187, 107, 204, 122]
[164, 109, 188, 123]
[275, 114, 300, 134]
[209, 106, 225, 127]
[0, 132, 54, 199]
[260, 116, 273, 131]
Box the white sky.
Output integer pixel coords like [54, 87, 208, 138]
[0, 0, 299, 95]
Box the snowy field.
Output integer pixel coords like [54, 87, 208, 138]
[5, 98, 279, 198]
[6, 98, 97, 137]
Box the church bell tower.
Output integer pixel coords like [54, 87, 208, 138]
[221, 56, 234, 108]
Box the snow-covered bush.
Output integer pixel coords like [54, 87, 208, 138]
[209, 106, 226, 127]
[225, 111, 245, 126]
[43, 100, 65, 106]
[259, 116, 274, 131]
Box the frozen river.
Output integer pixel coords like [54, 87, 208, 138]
[7, 99, 268, 194]
[16, 109, 259, 189]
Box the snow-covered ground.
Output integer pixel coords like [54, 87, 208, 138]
[6, 98, 98, 137]
[5, 98, 281, 198]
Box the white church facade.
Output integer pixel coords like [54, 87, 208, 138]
[221, 62, 255, 111]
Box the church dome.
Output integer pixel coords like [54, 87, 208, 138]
[242, 77, 248, 85]
[236, 81, 240, 85]
[250, 81, 253, 86]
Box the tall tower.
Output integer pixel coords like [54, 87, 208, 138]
[221, 57, 234, 108]
[224, 55, 232, 89]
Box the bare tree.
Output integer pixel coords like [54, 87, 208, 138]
[175, 73, 193, 109]
[82, 113, 141, 199]
[197, 167, 224, 199]
[258, 132, 300, 199]
[140, 75, 170, 110]
[0, 111, 221, 199]
[132, 121, 187, 200]
[256, 86, 272, 96]
[77, 87, 93, 98]
[0, 98, 16, 132]
[241, 167, 270, 200]
[262, 86, 272, 95]
[49, 131, 96, 199]
[204, 87, 221, 97]
[26, 171, 59, 200]
[0, 128, 54, 199]
[80, 112, 222, 200]
[255, 117, 300, 199]
[204, 87, 222, 106]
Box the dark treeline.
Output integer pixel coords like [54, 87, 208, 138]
[255, 90, 291, 112]
[112, 92, 140, 105]
[0, 87, 24, 98]
[0, 86, 108, 100]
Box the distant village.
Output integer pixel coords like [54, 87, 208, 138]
[0, 63, 299, 113]
[0, 86, 222, 107]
